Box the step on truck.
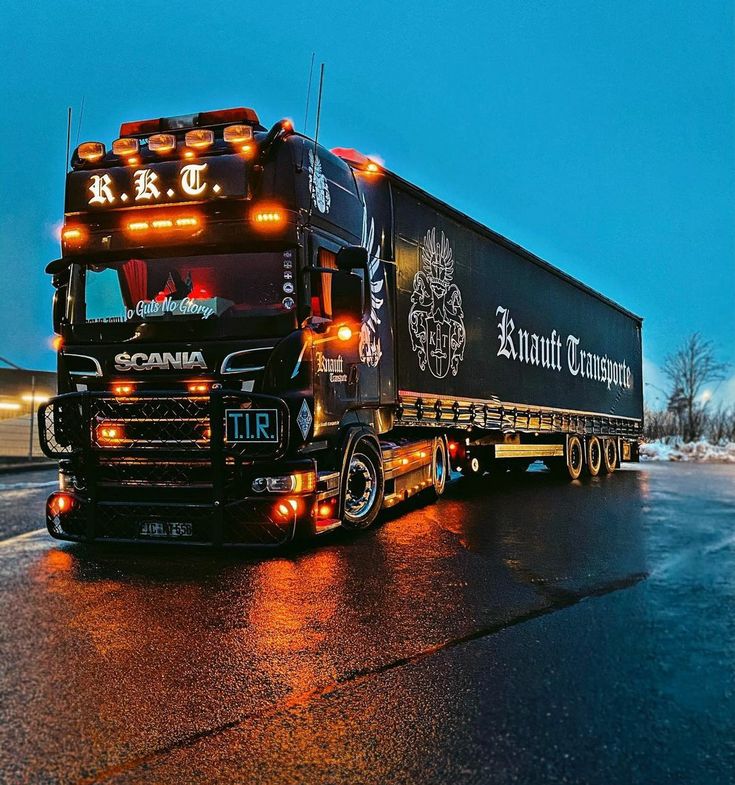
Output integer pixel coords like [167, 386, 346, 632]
[42, 105, 643, 546]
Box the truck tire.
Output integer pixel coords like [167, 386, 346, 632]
[340, 434, 385, 530]
[566, 435, 584, 480]
[585, 436, 602, 477]
[602, 438, 618, 473]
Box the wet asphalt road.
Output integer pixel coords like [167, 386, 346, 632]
[0, 462, 733, 785]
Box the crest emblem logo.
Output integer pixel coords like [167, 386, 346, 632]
[180, 163, 208, 196]
[308, 149, 331, 213]
[358, 197, 384, 367]
[408, 228, 466, 378]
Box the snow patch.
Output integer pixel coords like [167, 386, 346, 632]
[640, 439, 735, 463]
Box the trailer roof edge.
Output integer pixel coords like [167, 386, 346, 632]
[382, 169, 644, 325]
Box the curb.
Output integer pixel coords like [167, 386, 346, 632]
[0, 461, 56, 475]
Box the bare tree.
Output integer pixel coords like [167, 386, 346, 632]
[663, 333, 728, 441]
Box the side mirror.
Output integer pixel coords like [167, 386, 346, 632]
[331, 271, 364, 320]
[336, 245, 368, 272]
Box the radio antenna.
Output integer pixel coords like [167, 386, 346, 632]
[307, 63, 326, 226]
[75, 95, 85, 146]
[303, 52, 315, 134]
[313, 62, 325, 151]
[65, 106, 72, 174]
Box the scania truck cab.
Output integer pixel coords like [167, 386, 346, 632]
[42, 105, 642, 546]
[44, 106, 418, 545]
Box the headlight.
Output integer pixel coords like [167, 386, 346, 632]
[252, 472, 316, 494]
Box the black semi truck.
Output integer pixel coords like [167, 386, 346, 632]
[41, 105, 643, 546]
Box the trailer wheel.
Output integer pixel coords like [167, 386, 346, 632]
[340, 435, 384, 530]
[602, 438, 618, 473]
[566, 435, 584, 480]
[585, 436, 602, 477]
[428, 437, 448, 499]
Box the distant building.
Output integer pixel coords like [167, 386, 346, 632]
[0, 368, 56, 460]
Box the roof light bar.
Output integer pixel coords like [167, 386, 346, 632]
[148, 133, 177, 153]
[223, 124, 253, 143]
[77, 142, 105, 162]
[112, 138, 140, 157]
[185, 129, 214, 149]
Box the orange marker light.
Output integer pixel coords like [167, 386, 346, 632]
[337, 325, 353, 341]
[61, 225, 87, 247]
[365, 161, 380, 173]
[251, 204, 285, 230]
[187, 382, 210, 395]
[151, 219, 173, 229]
[318, 503, 333, 519]
[175, 216, 199, 227]
[96, 422, 127, 445]
[128, 221, 149, 232]
[112, 383, 134, 396]
[51, 335, 64, 352]
[183, 150, 195, 159]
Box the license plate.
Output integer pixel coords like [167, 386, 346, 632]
[139, 521, 193, 538]
[225, 408, 279, 443]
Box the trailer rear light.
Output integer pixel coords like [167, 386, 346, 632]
[112, 138, 140, 156]
[148, 133, 177, 153]
[112, 383, 134, 396]
[61, 225, 87, 247]
[187, 382, 210, 395]
[185, 129, 214, 149]
[77, 142, 105, 162]
[96, 422, 127, 445]
[223, 124, 253, 143]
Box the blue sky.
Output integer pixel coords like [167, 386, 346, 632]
[1, 0, 733, 403]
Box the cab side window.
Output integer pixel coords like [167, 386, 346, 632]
[312, 247, 337, 319]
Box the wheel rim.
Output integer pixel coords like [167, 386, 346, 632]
[344, 452, 378, 520]
[606, 441, 616, 467]
[435, 443, 446, 490]
[570, 441, 582, 472]
[590, 440, 601, 470]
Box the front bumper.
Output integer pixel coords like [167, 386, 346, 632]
[40, 390, 318, 547]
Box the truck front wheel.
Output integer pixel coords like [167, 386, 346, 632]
[340, 435, 385, 530]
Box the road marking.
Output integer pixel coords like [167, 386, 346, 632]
[74, 570, 647, 785]
[0, 527, 47, 549]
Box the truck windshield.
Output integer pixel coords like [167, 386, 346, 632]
[69, 251, 295, 325]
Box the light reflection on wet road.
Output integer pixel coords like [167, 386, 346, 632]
[0, 463, 732, 784]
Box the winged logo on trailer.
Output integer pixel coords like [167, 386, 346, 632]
[408, 228, 466, 378]
[358, 196, 384, 367]
[308, 149, 331, 214]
